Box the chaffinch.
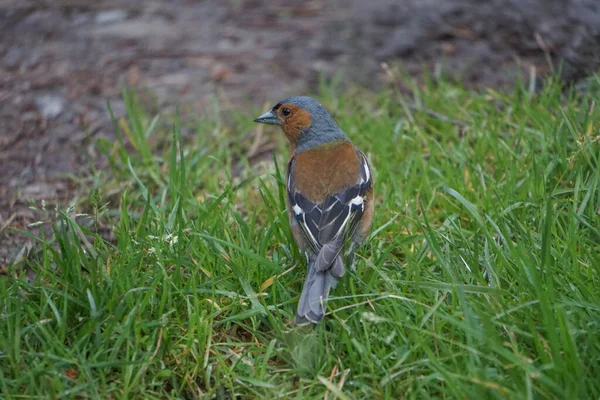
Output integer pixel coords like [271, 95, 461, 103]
[254, 96, 374, 325]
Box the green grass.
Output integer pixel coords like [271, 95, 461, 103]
[1, 76, 599, 399]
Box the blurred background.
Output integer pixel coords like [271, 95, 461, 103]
[1, 0, 599, 240]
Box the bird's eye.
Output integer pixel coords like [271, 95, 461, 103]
[281, 108, 292, 117]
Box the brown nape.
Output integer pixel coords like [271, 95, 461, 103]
[280, 104, 312, 144]
[292, 141, 360, 203]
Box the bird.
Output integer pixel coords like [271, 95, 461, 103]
[254, 96, 374, 325]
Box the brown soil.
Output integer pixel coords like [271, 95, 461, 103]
[1, 0, 599, 264]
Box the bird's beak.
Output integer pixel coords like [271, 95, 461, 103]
[253, 110, 280, 125]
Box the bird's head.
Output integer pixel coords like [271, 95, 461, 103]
[254, 96, 348, 152]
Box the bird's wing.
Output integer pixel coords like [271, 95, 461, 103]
[287, 149, 372, 256]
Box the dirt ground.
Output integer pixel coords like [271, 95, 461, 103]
[1, 0, 599, 264]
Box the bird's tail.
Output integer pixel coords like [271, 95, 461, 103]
[295, 250, 345, 325]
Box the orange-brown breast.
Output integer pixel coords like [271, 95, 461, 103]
[291, 141, 360, 203]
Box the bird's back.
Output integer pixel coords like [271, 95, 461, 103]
[290, 140, 361, 204]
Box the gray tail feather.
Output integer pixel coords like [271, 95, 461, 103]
[295, 256, 344, 325]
